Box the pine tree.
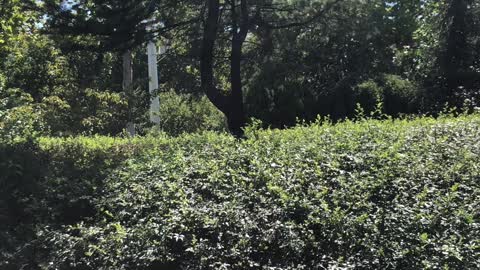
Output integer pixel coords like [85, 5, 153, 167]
[43, 0, 162, 134]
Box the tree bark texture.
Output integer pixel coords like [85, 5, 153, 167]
[201, 0, 248, 137]
[122, 50, 135, 136]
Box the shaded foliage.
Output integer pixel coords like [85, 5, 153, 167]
[1, 115, 479, 269]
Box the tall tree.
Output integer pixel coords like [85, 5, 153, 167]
[44, 0, 202, 133]
[43, 0, 195, 133]
[43, 0, 156, 133]
[200, 0, 343, 136]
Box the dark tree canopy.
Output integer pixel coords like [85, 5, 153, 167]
[1, 0, 479, 135]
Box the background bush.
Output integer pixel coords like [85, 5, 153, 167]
[353, 79, 384, 115]
[1, 115, 479, 269]
[381, 74, 420, 116]
[354, 74, 421, 117]
[155, 91, 227, 136]
[0, 83, 46, 143]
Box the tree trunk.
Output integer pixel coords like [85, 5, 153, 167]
[228, 38, 246, 137]
[443, 0, 470, 105]
[228, 0, 250, 136]
[201, 0, 248, 137]
[122, 50, 135, 136]
[200, 0, 229, 113]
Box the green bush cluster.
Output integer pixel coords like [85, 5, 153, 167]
[0, 85, 46, 143]
[0, 134, 183, 268]
[1, 115, 480, 269]
[246, 71, 425, 127]
[154, 91, 227, 136]
[0, 33, 131, 137]
[0, 86, 129, 138]
[354, 74, 421, 117]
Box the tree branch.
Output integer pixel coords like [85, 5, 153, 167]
[260, 0, 344, 29]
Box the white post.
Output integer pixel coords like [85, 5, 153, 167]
[147, 40, 160, 125]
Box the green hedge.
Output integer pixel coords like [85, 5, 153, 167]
[0, 135, 165, 268]
[1, 115, 480, 269]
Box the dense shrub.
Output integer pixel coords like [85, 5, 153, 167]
[155, 91, 227, 136]
[0, 85, 46, 143]
[76, 89, 129, 135]
[354, 74, 420, 116]
[353, 80, 383, 114]
[381, 74, 420, 116]
[0, 135, 161, 268]
[2, 115, 478, 269]
[0, 103, 45, 269]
